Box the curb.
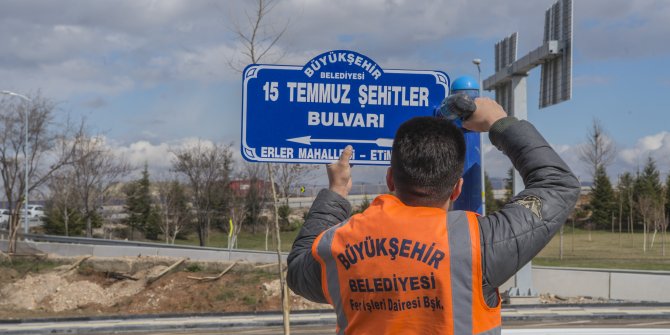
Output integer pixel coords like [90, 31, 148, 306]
[2, 305, 670, 334]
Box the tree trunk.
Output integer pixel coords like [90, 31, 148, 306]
[265, 222, 269, 251]
[8, 214, 19, 254]
[629, 197, 634, 234]
[86, 215, 92, 238]
[618, 197, 622, 247]
[197, 210, 206, 247]
[643, 219, 647, 253]
[559, 225, 563, 260]
[266, 163, 290, 335]
[164, 209, 170, 244]
[571, 218, 575, 253]
[206, 213, 211, 246]
[64, 207, 69, 237]
[651, 227, 658, 250]
[663, 217, 666, 257]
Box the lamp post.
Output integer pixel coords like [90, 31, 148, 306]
[472, 58, 482, 95]
[1, 90, 32, 234]
[471, 59, 485, 215]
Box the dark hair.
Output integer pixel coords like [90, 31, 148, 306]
[391, 117, 465, 206]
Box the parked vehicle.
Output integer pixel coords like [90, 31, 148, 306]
[27, 205, 44, 218]
[0, 209, 10, 229]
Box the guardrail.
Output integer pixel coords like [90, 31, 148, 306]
[0, 233, 285, 263]
[11, 234, 670, 302]
[22, 233, 282, 255]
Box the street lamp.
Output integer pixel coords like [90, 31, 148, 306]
[472, 58, 482, 96]
[1, 90, 32, 235]
[471, 59, 484, 215]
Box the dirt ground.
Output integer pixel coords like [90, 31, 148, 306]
[0, 256, 330, 320]
[0, 255, 620, 320]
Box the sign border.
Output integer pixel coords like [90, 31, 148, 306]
[241, 64, 450, 165]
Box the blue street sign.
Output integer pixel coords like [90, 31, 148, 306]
[241, 50, 449, 165]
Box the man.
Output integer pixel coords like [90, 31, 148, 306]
[287, 97, 580, 334]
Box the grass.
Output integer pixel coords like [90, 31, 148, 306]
[215, 289, 236, 301]
[167, 225, 670, 272]
[535, 227, 670, 271]
[174, 229, 299, 251]
[242, 295, 258, 306]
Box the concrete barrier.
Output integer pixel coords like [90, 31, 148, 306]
[532, 266, 611, 299]
[501, 266, 670, 303]
[4, 240, 286, 263]
[5, 238, 670, 302]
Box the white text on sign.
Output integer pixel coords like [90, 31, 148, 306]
[259, 147, 392, 162]
[264, 81, 431, 108]
[307, 112, 384, 128]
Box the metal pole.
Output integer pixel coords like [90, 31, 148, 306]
[24, 97, 29, 235]
[1, 91, 32, 235]
[473, 59, 485, 215]
[509, 76, 536, 297]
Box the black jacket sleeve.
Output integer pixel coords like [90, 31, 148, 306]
[287, 189, 352, 303]
[479, 117, 581, 290]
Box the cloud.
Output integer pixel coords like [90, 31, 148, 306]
[618, 131, 670, 172]
[105, 137, 217, 174]
[0, 0, 557, 99]
[3, 0, 666, 101]
[2, 0, 669, 175]
[487, 131, 670, 184]
[0, 1, 238, 97]
[576, 1, 670, 60]
[81, 97, 107, 109]
[486, 138, 608, 184]
[98, 129, 670, 188]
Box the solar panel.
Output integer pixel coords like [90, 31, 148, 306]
[539, 0, 572, 108]
[493, 33, 517, 115]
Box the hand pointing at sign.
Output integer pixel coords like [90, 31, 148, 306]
[327, 145, 353, 198]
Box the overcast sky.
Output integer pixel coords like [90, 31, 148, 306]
[2, 0, 670, 186]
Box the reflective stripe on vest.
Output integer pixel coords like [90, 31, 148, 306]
[448, 211, 501, 335]
[314, 220, 350, 335]
[312, 195, 501, 334]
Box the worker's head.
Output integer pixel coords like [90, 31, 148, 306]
[387, 117, 465, 208]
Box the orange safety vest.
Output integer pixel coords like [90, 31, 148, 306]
[312, 194, 501, 335]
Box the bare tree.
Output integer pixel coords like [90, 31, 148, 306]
[0, 94, 79, 253]
[274, 164, 317, 205]
[71, 133, 132, 237]
[239, 161, 270, 246]
[171, 141, 233, 247]
[228, 0, 288, 71]
[230, 0, 291, 332]
[45, 169, 79, 236]
[155, 176, 192, 244]
[664, 210, 668, 257]
[228, 192, 246, 249]
[637, 194, 654, 253]
[579, 119, 616, 180]
[650, 200, 665, 250]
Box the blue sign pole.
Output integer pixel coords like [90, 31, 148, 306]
[449, 76, 483, 215]
[241, 50, 449, 165]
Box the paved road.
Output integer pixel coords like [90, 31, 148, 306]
[3, 305, 670, 335]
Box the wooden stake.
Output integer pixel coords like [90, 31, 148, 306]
[64, 255, 92, 272]
[188, 261, 238, 281]
[147, 258, 186, 284]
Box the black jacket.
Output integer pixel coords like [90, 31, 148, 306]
[287, 117, 581, 305]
